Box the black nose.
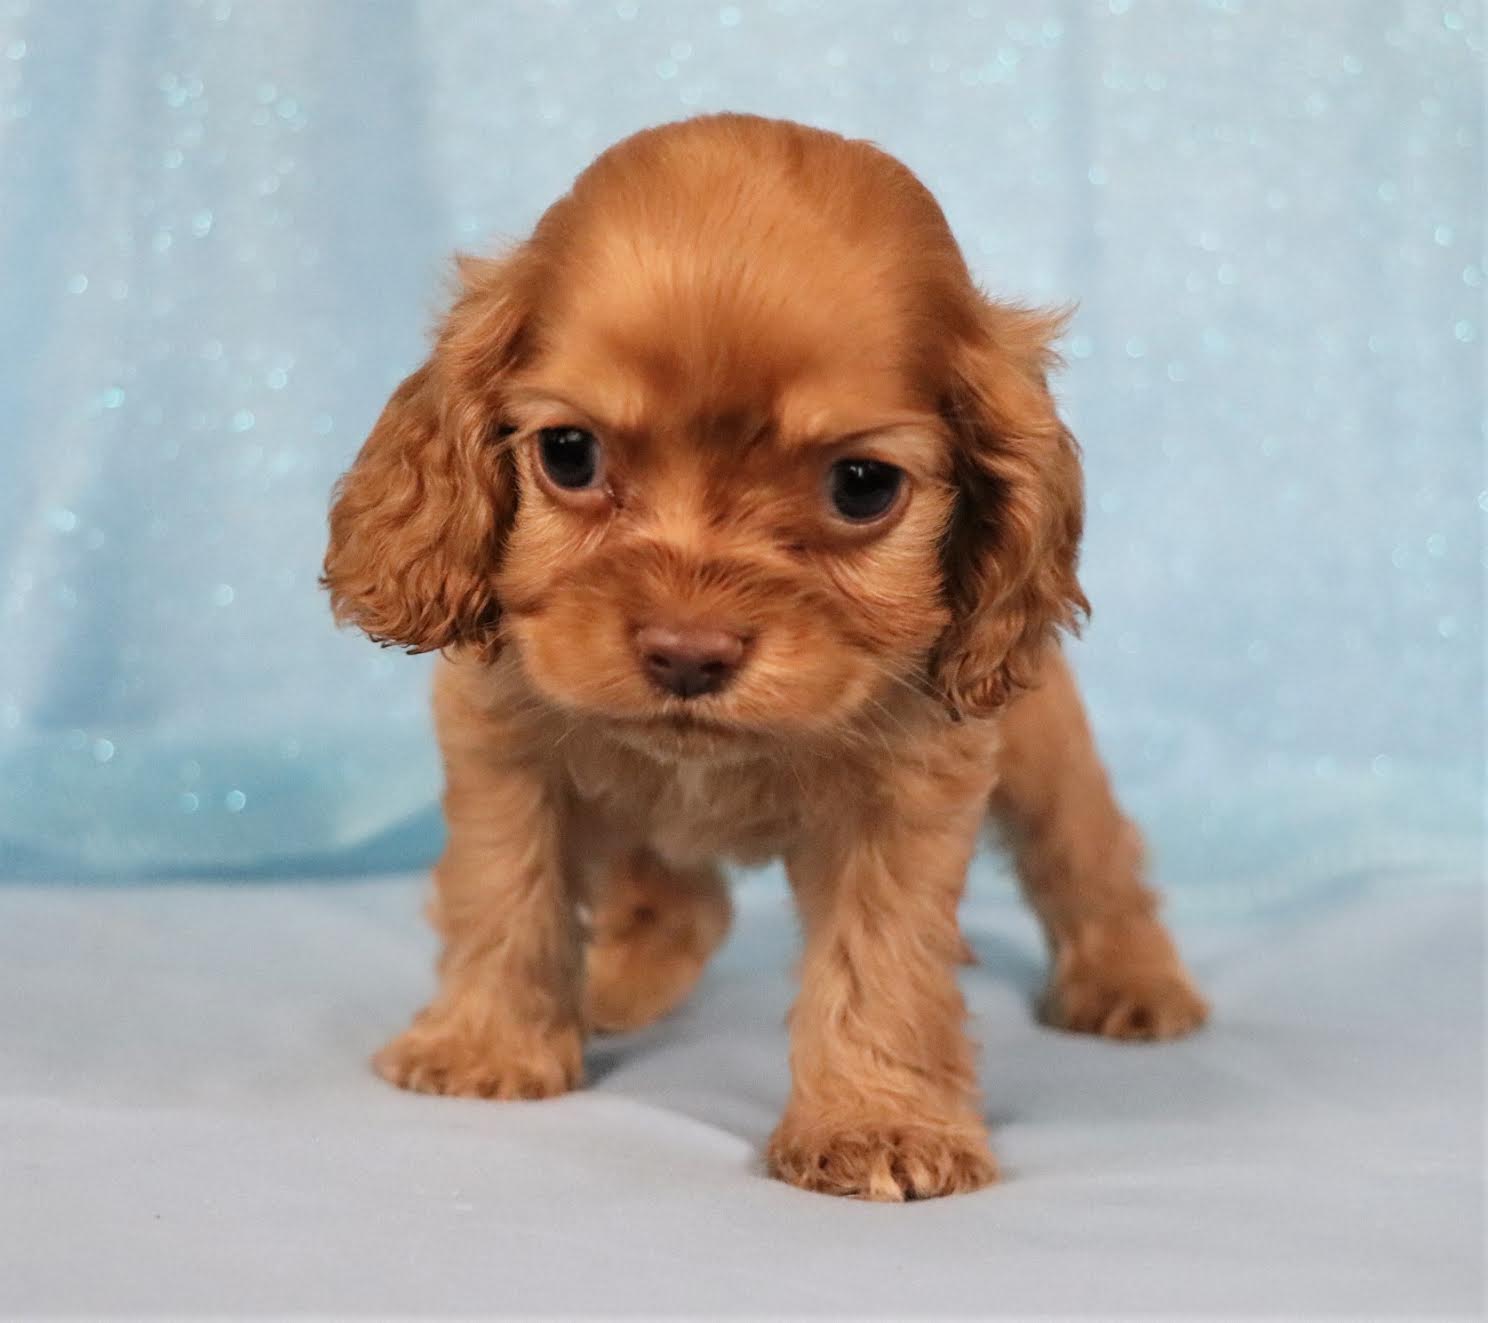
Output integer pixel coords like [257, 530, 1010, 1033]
[634, 624, 746, 699]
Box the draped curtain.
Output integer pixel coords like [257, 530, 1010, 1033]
[0, 0, 1479, 884]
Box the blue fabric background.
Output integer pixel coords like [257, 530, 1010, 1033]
[0, 0, 1480, 885]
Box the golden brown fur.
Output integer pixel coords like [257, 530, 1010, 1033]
[324, 114, 1206, 1200]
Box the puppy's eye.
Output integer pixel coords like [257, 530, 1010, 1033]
[828, 458, 904, 523]
[537, 427, 602, 490]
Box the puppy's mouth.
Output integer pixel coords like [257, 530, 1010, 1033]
[599, 703, 770, 761]
[618, 706, 740, 737]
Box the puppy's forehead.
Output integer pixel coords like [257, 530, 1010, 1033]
[533, 248, 918, 435]
[523, 326, 923, 450]
[520, 124, 960, 443]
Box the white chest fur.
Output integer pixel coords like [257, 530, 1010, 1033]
[564, 733, 800, 870]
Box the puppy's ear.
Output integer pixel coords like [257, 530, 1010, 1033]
[322, 252, 534, 661]
[932, 297, 1089, 717]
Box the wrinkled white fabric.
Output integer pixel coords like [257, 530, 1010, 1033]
[0, 869, 1480, 1315]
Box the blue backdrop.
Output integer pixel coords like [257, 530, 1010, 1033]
[0, 0, 1480, 887]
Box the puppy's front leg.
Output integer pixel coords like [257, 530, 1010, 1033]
[375, 666, 583, 1100]
[769, 785, 997, 1201]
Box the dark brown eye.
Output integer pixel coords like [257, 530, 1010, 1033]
[828, 458, 903, 522]
[538, 427, 601, 490]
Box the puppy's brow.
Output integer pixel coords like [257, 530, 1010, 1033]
[782, 419, 949, 474]
[504, 387, 617, 434]
[691, 407, 773, 449]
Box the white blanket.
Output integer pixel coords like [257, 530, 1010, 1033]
[2, 867, 1479, 1316]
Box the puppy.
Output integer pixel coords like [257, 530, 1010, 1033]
[323, 113, 1207, 1201]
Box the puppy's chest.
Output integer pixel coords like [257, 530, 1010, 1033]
[565, 745, 799, 867]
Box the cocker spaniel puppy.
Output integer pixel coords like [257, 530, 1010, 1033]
[324, 113, 1207, 1201]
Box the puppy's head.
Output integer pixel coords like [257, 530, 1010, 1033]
[324, 115, 1087, 742]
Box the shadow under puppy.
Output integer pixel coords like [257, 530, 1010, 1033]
[323, 113, 1207, 1201]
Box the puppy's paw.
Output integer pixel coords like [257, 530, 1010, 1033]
[766, 1115, 997, 1201]
[584, 935, 711, 1034]
[374, 1002, 582, 1100]
[584, 888, 732, 1034]
[1040, 912, 1208, 1042]
[1043, 964, 1208, 1041]
[583, 855, 733, 1034]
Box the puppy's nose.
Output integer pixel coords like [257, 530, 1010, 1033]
[634, 624, 746, 699]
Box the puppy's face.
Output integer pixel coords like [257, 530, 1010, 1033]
[324, 115, 1088, 741]
[493, 252, 957, 741]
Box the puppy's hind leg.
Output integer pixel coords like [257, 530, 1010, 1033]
[992, 647, 1208, 1041]
[583, 849, 733, 1034]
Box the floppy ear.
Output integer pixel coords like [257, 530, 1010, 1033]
[322, 252, 534, 662]
[932, 297, 1090, 717]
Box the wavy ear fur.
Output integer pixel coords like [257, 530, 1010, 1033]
[322, 252, 535, 662]
[933, 298, 1089, 717]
